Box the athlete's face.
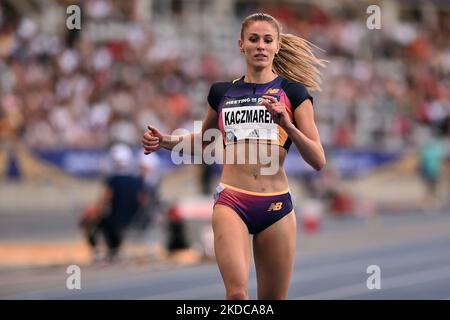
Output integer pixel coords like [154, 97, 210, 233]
[239, 21, 280, 70]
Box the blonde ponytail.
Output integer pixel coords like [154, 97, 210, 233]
[274, 33, 327, 91]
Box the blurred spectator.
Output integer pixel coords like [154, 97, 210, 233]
[133, 150, 162, 232]
[418, 130, 446, 212]
[80, 143, 147, 262]
[303, 167, 354, 217]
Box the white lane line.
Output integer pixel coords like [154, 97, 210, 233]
[4, 233, 449, 295]
[139, 248, 449, 300]
[6, 239, 450, 300]
[291, 248, 450, 284]
[294, 265, 450, 300]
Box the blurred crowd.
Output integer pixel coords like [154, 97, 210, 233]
[0, 0, 449, 151]
[280, 3, 450, 150]
[0, 0, 220, 150]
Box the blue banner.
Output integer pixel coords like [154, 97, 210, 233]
[32, 149, 107, 177]
[13, 147, 403, 179]
[285, 148, 402, 178]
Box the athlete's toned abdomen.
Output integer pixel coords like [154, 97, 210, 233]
[220, 142, 289, 194]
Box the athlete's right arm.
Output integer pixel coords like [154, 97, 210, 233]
[142, 106, 219, 155]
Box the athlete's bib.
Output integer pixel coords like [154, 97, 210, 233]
[222, 103, 278, 143]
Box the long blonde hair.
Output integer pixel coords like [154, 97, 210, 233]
[241, 13, 327, 91]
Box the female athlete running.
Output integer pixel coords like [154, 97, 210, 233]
[142, 12, 326, 300]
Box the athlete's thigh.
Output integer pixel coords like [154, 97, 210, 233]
[253, 210, 297, 299]
[212, 204, 251, 289]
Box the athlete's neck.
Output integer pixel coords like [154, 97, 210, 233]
[243, 69, 278, 84]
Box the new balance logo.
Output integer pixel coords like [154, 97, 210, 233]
[248, 129, 259, 138]
[268, 202, 283, 211]
[266, 88, 280, 94]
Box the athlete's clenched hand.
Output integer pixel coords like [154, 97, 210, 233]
[260, 95, 292, 130]
[142, 125, 163, 154]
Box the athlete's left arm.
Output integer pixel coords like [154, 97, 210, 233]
[262, 95, 325, 171]
[288, 99, 325, 171]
